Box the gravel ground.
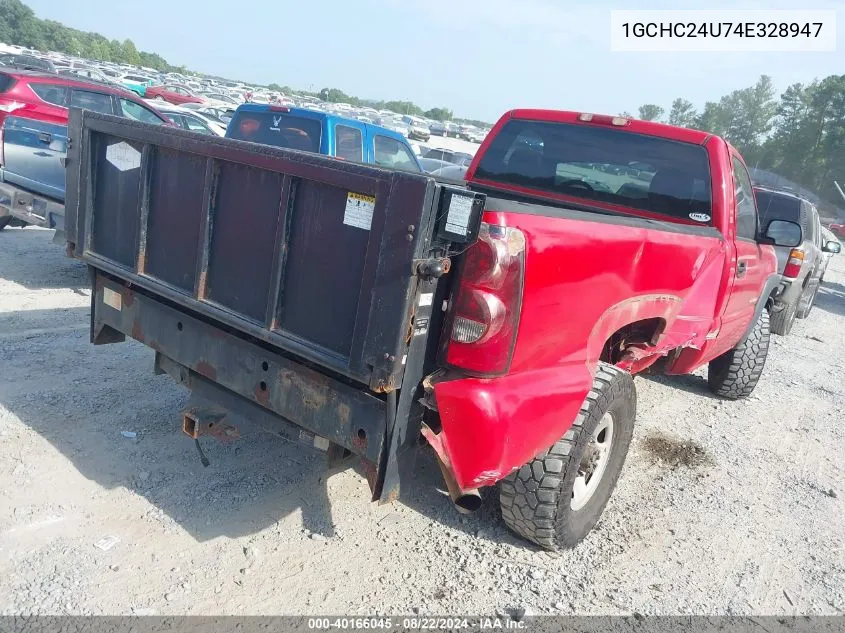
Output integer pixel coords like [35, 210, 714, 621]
[0, 226, 843, 617]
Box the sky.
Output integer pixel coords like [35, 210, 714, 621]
[24, 0, 845, 122]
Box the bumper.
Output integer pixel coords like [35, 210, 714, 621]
[93, 273, 388, 471]
[0, 181, 64, 231]
[775, 277, 802, 307]
[431, 363, 594, 491]
[409, 131, 430, 141]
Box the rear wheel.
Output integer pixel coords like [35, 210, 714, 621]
[499, 363, 636, 550]
[796, 283, 819, 319]
[770, 299, 797, 336]
[708, 308, 770, 400]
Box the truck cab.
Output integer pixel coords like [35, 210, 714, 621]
[226, 104, 422, 172]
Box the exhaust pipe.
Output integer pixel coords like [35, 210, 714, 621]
[435, 453, 482, 514]
[421, 424, 482, 514]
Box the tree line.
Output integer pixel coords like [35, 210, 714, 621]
[3, 0, 842, 207]
[0, 0, 182, 72]
[0, 0, 465, 122]
[626, 74, 845, 213]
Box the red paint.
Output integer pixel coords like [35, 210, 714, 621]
[145, 85, 205, 106]
[829, 223, 845, 239]
[433, 109, 778, 490]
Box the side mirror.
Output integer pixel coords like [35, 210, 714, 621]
[823, 240, 842, 254]
[762, 219, 802, 248]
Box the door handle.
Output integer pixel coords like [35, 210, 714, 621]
[737, 260, 747, 277]
[37, 132, 53, 144]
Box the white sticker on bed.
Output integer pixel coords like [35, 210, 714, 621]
[105, 142, 142, 172]
[343, 192, 376, 231]
[445, 194, 473, 236]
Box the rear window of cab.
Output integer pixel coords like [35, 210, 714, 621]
[474, 119, 713, 224]
[227, 112, 322, 153]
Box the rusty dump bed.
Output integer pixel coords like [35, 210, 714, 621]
[63, 108, 484, 501]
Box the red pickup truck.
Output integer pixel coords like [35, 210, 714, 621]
[427, 110, 786, 548]
[66, 107, 792, 551]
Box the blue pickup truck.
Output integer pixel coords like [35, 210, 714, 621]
[226, 104, 422, 172]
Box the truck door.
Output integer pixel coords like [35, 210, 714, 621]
[721, 155, 769, 343]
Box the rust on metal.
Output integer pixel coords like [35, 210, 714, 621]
[359, 457, 378, 492]
[197, 270, 208, 300]
[279, 369, 329, 409]
[136, 245, 147, 275]
[131, 317, 144, 341]
[381, 485, 400, 504]
[337, 402, 351, 426]
[253, 382, 270, 407]
[195, 360, 218, 381]
[182, 407, 240, 442]
[352, 431, 367, 452]
[372, 376, 396, 394]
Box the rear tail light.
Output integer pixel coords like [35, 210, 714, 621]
[783, 248, 805, 278]
[0, 102, 24, 167]
[445, 222, 526, 376]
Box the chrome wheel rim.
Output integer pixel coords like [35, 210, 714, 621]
[571, 412, 614, 511]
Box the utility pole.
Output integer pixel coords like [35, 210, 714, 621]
[834, 181, 845, 204]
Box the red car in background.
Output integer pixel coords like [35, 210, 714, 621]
[145, 84, 205, 106]
[0, 69, 168, 232]
[829, 222, 845, 239]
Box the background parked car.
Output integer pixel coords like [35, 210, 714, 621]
[145, 84, 205, 106]
[182, 103, 237, 125]
[200, 92, 241, 108]
[226, 104, 421, 172]
[0, 69, 167, 232]
[423, 148, 474, 166]
[429, 121, 455, 137]
[59, 67, 118, 85]
[417, 157, 453, 173]
[755, 186, 828, 332]
[115, 72, 156, 97]
[0, 54, 56, 73]
[400, 116, 431, 141]
[153, 103, 225, 136]
[429, 164, 468, 180]
[829, 222, 845, 239]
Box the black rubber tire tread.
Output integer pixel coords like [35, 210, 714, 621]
[770, 299, 796, 336]
[499, 362, 636, 550]
[796, 283, 818, 319]
[0, 217, 11, 231]
[708, 308, 770, 400]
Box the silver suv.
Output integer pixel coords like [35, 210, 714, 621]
[755, 187, 841, 334]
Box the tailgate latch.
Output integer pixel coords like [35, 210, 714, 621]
[415, 257, 451, 281]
